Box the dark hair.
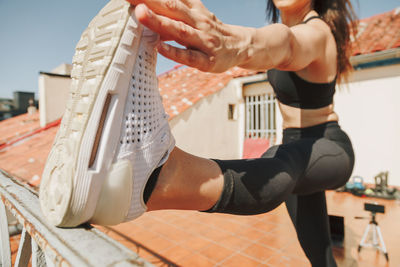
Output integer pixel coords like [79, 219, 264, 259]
[266, 0, 358, 82]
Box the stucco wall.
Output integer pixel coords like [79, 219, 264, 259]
[170, 73, 280, 160]
[169, 79, 244, 159]
[335, 64, 400, 186]
[38, 74, 70, 127]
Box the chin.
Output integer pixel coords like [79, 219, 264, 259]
[272, 0, 311, 10]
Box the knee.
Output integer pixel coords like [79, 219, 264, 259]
[228, 158, 296, 215]
[255, 160, 297, 211]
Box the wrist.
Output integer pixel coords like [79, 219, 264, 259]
[208, 23, 256, 72]
[236, 26, 257, 69]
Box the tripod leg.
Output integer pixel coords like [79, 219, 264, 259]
[372, 224, 379, 247]
[376, 225, 389, 261]
[358, 224, 371, 252]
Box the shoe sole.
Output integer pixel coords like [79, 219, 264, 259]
[40, 0, 143, 227]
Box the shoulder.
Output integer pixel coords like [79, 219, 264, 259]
[290, 17, 332, 46]
[291, 18, 337, 81]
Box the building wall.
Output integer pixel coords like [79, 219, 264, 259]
[13, 91, 35, 111]
[335, 64, 400, 186]
[169, 79, 244, 159]
[38, 74, 70, 127]
[169, 73, 273, 160]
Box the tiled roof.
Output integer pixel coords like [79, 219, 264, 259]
[159, 66, 258, 119]
[352, 7, 400, 56]
[0, 112, 40, 146]
[0, 126, 57, 187]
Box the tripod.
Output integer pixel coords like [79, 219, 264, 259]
[356, 211, 389, 261]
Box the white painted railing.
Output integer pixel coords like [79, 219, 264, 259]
[0, 169, 152, 267]
[245, 94, 277, 141]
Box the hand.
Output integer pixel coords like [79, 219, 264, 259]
[127, 0, 253, 73]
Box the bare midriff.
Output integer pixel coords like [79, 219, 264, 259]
[278, 101, 339, 129]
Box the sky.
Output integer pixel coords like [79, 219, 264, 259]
[0, 0, 399, 99]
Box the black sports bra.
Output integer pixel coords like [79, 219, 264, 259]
[267, 69, 336, 109]
[267, 15, 336, 109]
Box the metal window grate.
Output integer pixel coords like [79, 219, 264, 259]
[245, 94, 276, 141]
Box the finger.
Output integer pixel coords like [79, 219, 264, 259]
[135, 4, 214, 52]
[157, 42, 215, 72]
[130, 0, 197, 27]
[135, 4, 176, 40]
[130, 0, 193, 8]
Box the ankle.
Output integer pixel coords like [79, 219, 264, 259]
[143, 165, 163, 204]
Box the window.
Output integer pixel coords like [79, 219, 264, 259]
[228, 104, 237, 120]
[245, 94, 276, 141]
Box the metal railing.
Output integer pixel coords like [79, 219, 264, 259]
[245, 94, 277, 141]
[0, 169, 153, 267]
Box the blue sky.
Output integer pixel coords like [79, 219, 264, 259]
[0, 0, 399, 99]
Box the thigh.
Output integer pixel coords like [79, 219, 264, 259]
[290, 137, 354, 195]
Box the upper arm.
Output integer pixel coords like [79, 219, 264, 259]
[277, 22, 329, 71]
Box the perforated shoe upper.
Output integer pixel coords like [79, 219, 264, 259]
[115, 28, 175, 221]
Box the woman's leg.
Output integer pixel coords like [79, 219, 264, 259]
[147, 127, 353, 217]
[285, 192, 337, 267]
[281, 131, 354, 267]
[145, 133, 352, 267]
[147, 147, 225, 211]
[146, 141, 306, 214]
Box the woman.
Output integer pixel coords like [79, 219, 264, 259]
[132, 1, 356, 265]
[40, 0, 357, 266]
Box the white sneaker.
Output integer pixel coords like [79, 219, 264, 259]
[40, 0, 175, 227]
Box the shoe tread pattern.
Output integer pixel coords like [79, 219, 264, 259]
[40, 0, 135, 226]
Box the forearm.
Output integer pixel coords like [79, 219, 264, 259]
[130, 0, 295, 73]
[237, 23, 293, 71]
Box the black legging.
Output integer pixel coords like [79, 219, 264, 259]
[206, 121, 354, 267]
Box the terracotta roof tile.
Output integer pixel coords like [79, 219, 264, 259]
[0, 112, 40, 146]
[159, 66, 258, 119]
[0, 125, 57, 187]
[352, 7, 400, 56]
